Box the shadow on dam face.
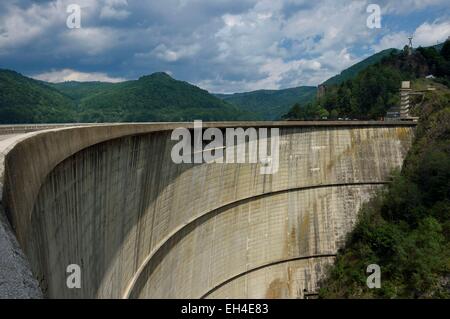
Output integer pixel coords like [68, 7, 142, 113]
[0, 122, 416, 298]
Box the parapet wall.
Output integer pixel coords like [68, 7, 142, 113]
[0, 122, 415, 298]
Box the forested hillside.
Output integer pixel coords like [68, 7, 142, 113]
[283, 40, 450, 120]
[48, 81, 115, 103]
[0, 71, 251, 123]
[215, 86, 316, 120]
[74, 72, 249, 122]
[0, 70, 77, 124]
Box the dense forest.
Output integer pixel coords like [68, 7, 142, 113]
[317, 40, 450, 298]
[283, 40, 450, 120]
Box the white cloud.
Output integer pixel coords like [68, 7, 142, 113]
[59, 27, 124, 55]
[281, 0, 370, 53]
[372, 32, 410, 52]
[100, 0, 130, 20]
[414, 20, 450, 46]
[32, 69, 126, 83]
[148, 43, 201, 62]
[0, 0, 100, 52]
[207, 0, 366, 91]
[383, 0, 449, 15]
[222, 14, 245, 27]
[372, 20, 450, 52]
[0, 2, 61, 51]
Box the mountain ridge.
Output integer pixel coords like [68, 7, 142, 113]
[0, 69, 252, 123]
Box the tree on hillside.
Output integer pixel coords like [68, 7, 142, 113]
[282, 103, 302, 119]
[441, 39, 450, 61]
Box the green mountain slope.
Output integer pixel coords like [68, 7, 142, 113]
[321, 43, 444, 87]
[48, 81, 115, 103]
[322, 48, 399, 86]
[75, 72, 249, 122]
[215, 86, 317, 120]
[0, 69, 77, 124]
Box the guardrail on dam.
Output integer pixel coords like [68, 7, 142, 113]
[0, 121, 416, 298]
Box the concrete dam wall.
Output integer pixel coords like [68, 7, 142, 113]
[0, 122, 415, 298]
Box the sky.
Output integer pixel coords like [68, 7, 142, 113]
[0, 0, 449, 93]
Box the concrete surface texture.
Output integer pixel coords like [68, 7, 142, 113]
[0, 122, 415, 298]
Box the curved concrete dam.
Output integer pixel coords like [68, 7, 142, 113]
[0, 122, 416, 298]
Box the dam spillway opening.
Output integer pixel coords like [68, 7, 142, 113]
[0, 123, 415, 298]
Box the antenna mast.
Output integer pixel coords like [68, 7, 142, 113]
[407, 36, 413, 55]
